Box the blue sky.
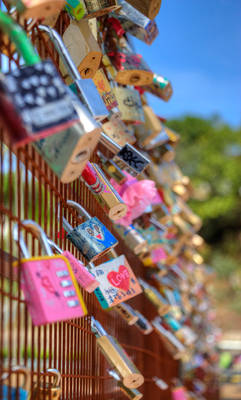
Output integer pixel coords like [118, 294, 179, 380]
[132, 0, 241, 127]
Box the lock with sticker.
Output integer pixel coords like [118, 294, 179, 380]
[62, 200, 118, 262]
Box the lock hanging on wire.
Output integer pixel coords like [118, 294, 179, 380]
[61, 200, 118, 262]
[13, 220, 87, 325]
[0, 12, 81, 148]
[47, 238, 99, 293]
[38, 24, 108, 122]
[31, 368, 61, 399]
[1, 366, 30, 400]
[91, 317, 144, 389]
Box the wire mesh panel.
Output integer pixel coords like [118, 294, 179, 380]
[0, 6, 179, 400]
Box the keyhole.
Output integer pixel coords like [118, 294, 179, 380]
[129, 75, 140, 84]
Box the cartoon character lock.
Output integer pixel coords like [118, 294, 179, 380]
[62, 200, 118, 262]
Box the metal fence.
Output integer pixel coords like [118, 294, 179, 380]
[0, 8, 179, 399]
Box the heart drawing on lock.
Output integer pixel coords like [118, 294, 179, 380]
[107, 265, 130, 292]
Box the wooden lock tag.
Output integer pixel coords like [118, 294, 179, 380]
[60, 19, 102, 81]
[102, 113, 136, 146]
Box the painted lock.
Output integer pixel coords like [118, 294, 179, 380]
[89, 251, 142, 309]
[60, 20, 102, 80]
[33, 88, 101, 183]
[124, 0, 162, 20]
[1, 366, 30, 400]
[65, 0, 120, 20]
[108, 36, 153, 86]
[91, 318, 144, 389]
[93, 68, 118, 111]
[10, 0, 65, 20]
[32, 368, 61, 399]
[13, 220, 87, 326]
[38, 25, 108, 122]
[0, 12, 80, 148]
[62, 200, 118, 262]
[112, 86, 145, 124]
[115, 0, 158, 45]
[102, 112, 136, 146]
[143, 73, 173, 102]
[47, 238, 99, 293]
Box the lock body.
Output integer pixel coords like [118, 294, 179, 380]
[124, 0, 162, 20]
[114, 303, 138, 325]
[33, 103, 101, 183]
[0, 60, 80, 148]
[90, 163, 128, 220]
[93, 68, 118, 110]
[102, 113, 136, 146]
[117, 381, 143, 400]
[67, 216, 118, 262]
[143, 74, 173, 101]
[14, 255, 87, 325]
[96, 335, 144, 388]
[112, 87, 144, 124]
[61, 20, 102, 80]
[98, 152, 127, 185]
[12, 0, 65, 19]
[114, 224, 147, 255]
[113, 144, 150, 177]
[116, 0, 158, 45]
[66, 0, 119, 19]
[90, 254, 142, 308]
[62, 250, 99, 292]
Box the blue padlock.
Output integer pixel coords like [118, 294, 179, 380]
[62, 200, 118, 262]
[1, 366, 30, 400]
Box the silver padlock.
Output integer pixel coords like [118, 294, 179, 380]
[33, 88, 101, 183]
[38, 25, 108, 122]
[100, 132, 150, 177]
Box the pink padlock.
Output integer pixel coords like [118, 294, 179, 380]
[13, 220, 88, 326]
[171, 386, 188, 400]
[47, 238, 99, 293]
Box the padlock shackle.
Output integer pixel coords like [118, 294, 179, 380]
[67, 200, 92, 221]
[0, 11, 40, 66]
[21, 220, 53, 256]
[47, 238, 63, 255]
[12, 224, 31, 259]
[40, 368, 61, 386]
[38, 25, 81, 82]
[91, 317, 107, 337]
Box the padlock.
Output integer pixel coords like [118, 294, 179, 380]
[47, 238, 99, 293]
[113, 224, 147, 255]
[62, 200, 118, 262]
[143, 73, 173, 101]
[91, 317, 144, 388]
[13, 220, 87, 325]
[108, 36, 153, 86]
[114, 302, 139, 325]
[33, 86, 101, 183]
[138, 278, 171, 316]
[100, 133, 150, 177]
[115, 0, 158, 45]
[171, 384, 189, 400]
[38, 24, 108, 122]
[89, 250, 142, 308]
[33, 368, 61, 399]
[10, 0, 65, 20]
[0, 12, 81, 149]
[108, 370, 143, 400]
[65, 0, 120, 20]
[1, 366, 30, 400]
[140, 105, 164, 147]
[88, 162, 128, 220]
[133, 309, 153, 335]
[152, 317, 186, 359]
[59, 20, 102, 81]
[97, 151, 127, 185]
[150, 143, 176, 163]
[93, 68, 119, 110]
[153, 376, 168, 391]
[112, 86, 145, 124]
[124, 0, 162, 20]
[102, 112, 136, 146]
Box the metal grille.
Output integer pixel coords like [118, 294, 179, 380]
[0, 8, 179, 399]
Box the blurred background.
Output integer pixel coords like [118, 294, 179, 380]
[134, 0, 241, 397]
